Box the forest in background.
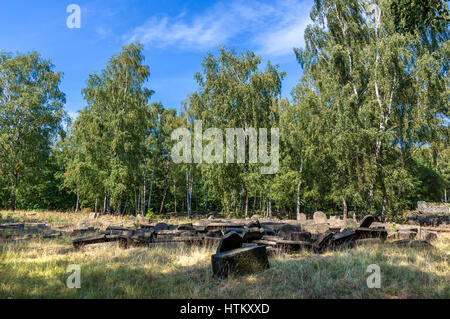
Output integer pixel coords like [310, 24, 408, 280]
[0, 0, 449, 222]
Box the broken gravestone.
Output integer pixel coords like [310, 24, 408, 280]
[313, 230, 334, 253]
[216, 231, 243, 253]
[313, 211, 328, 224]
[211, 245, 270, 278]
[359, 215, 375, 228]
[298, 213, 307, 223]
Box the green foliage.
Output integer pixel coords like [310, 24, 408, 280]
[0, 1, 448, 219]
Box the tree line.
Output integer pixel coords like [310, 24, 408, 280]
[1, 0, 448, 221]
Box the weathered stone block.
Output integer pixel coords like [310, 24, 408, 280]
[313, 211, 327, 224]
[313, 230, 334, 253]
[216, 231, 243, 253]
[177, 223, 194, 230]
[275, 240, 313, 252]
[359, 215, 375, 228]
[211, 245, 269, 278]
[355, 227, 388, 241]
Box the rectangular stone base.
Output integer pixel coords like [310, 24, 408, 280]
[211, 245, 269, 278]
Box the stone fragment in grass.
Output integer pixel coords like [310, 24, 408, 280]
[154, 222, 170, 231]
[275, 240, 313, 252]
[355, 227, 388, 241]
[177, 223, 194, 230]
[359, 215, 375, 228]
[216, 231, 243, 253]
[331, 229, 356, 247]
[211, 244, 269, 278]
[72, 234, 120, 248]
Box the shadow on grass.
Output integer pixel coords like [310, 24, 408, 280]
[0, 241, 448, 299]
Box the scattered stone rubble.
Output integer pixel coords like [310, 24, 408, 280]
[1, 211, 446, 278]
[407, 201, 449, 227]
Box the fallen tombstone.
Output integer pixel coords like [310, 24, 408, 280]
[71, 227, 100, 236]
[211, 244, 270, 278]
[274, 240, 313, 252]
[0, 223, 24, 230]
[42, 231, 63, 239]
[330, 229, 356, 247]
[225, 227, 246, 236]
[355, 227, 388, 241]
[206, 222, 245, 232]
[359, 215, 375, 228]
[246, 220, 261, 229]
[216, 231, 243, 253]
[313, 230, 334, 253]
[73, 234, 121, 249]
[177, 223, 194, 230]
[179, 230, 199, 237]
[154, 222, 171, 231]
[251, 239, 278, 247]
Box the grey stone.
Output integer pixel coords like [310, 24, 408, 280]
[297, 213, 307, 223]
[359, 215, 375, 228]
[177, 223, 194, 230]
[154, 222, 170, 231]
[216, 231, 243, 253]
[211, 245, 270, 278]
[313, 230, 334, 253]
[355, 227, 388, 241]
[313, 211, 327, 224]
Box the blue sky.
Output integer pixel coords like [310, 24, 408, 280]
[0, 0, 313, 119]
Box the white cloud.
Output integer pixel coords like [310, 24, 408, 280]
[125, 0, 312, 57]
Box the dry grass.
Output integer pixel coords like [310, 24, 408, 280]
[0, 210, 449, 299]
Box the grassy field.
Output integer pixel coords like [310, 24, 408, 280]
[0, 210, 449, 299]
